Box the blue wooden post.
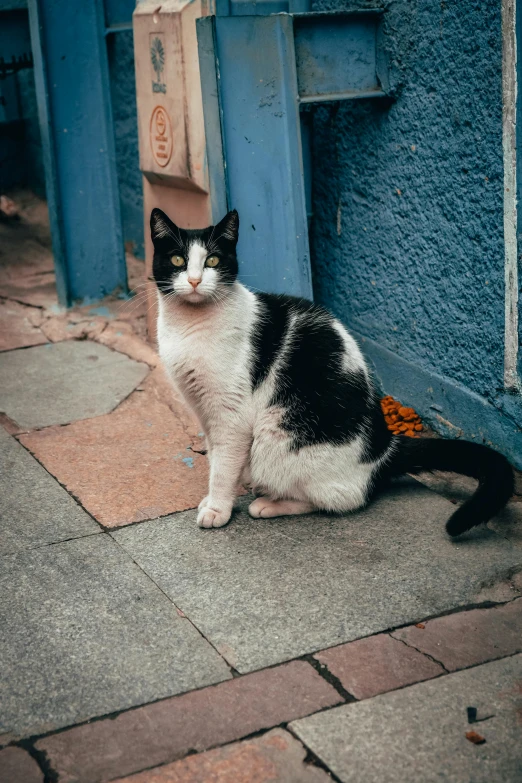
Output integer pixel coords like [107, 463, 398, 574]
[198, 15, 312, 299]
[27, 0, 127, 305]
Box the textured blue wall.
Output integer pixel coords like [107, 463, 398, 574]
[310, 0, 522, 465]
[311, 0, 503, 399]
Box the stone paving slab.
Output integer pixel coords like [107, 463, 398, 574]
[0, 341, 149, 429]
[113, 481, 522, 673]
[112, 729, 330, 783]
[0, 425, 99, 555]
[19, 381, 209, 527]
[290, 654, 522, 783]
[0, 535, 231, 738]
[37, 660, 340, 783]
[392, 598, 522, 671]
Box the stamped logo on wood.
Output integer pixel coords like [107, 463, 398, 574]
[150, 34, 166, 94]
[150, 106, 172, 167]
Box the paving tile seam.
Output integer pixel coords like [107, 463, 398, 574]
[0, 293, 47, 311]
[12, 738, 55, 783]
[18, 657, 346, 749]
[282, 594, 522, 668]
[101, 724, 343, 783]
[18, 587, 516, 747]
[0, 530, 104, 559]
[382, 589, 522, 631]
[96, 503, 200, 533]
[13, 436, 106, 532]
[302, 655, 357, 702]
[126, 724, 343, 783]
[88, 333, 157, 370]
[22, 637, 522, 748]
[284, 725, 344, 783]
[0, 337, 50, 354]
[389, 633, 450, 674]
[103, 725, 294, 783]
[109, 533, 238, 676]
[12, 650, 522, 782]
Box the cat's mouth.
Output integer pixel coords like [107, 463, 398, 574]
[181, 289, 208, 304]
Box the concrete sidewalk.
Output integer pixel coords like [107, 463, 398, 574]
[1, 194, 521, 783]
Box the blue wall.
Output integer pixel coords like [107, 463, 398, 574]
[310, 0, 522, 467]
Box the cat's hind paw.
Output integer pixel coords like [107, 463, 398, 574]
[248, 497, 316, 518]
[197, 505, 231, 529]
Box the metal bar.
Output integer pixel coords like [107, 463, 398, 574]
[502, 0, 521, 390]
[213, 15, 312, 298]
[294, 13, 385, 102]
[27, 0, 127, 305]
[196, 16, 228, 224]
[299, 89, 387, 104]
[104, 22, 134, 34]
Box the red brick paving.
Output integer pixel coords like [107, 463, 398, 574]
[314, 632, 444, 699]
[19, 380, 208, 527]
[36, 660, 340, 783]
[39, 312, 107, 343]
[0, 224, 57, 309]
[0, 298, 47, 351]
[111, 729, 330, 783]
[97, 320, 159, 367]
[0, 747, 43, 783]
[392, 598, 522, 671]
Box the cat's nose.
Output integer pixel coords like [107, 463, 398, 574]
[188, 278, 201, 290]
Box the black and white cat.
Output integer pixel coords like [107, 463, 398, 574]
[151, 207, 514, 534]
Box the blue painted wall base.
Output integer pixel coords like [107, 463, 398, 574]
[356, 332, 522, 471]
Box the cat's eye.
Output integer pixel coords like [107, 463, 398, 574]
[206, 255, 220, 268]
[171, 255, 185, 267]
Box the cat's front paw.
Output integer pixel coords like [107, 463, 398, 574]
[198, 496, 209, 511]
[197, 505, 232, 529]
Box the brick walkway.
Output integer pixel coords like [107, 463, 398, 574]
[1, 194, 521, 783]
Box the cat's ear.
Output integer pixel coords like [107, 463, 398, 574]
[150, 208, 179, 246]
[214, 209, 239, 244]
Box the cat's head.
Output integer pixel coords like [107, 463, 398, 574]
[150, 208, 239, 305]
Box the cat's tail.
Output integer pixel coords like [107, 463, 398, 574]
[380, 437, 514, 537]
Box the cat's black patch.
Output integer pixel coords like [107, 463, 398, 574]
[252, 293, 392, 456]
[150, 208, 239, 294]
[362, 397, 394, 463]
[250, 293, 292, 388]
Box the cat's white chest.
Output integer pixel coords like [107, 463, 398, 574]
[156, 287, 257, 427]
